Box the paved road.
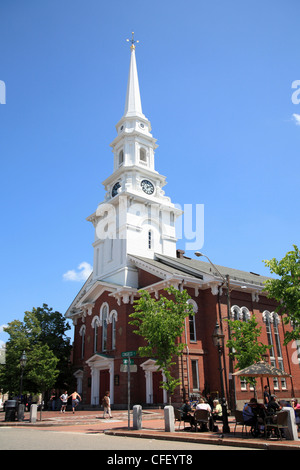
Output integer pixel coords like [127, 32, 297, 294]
[0, 427, 253, 451]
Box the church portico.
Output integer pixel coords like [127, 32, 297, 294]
[140, 359, 167, 405]
[86, 353, 114, 405]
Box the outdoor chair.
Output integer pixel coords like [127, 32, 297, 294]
[174, 408, 191, 430]
[234, 410, 250, 437]
[265, 411, 289, 440]
[194, 409, 210, 432]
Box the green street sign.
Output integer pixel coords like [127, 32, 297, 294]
[121, 351, 137, 358]
[122, 358, 134, 365]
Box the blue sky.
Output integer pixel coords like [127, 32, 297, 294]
[1, 0, 299, 345]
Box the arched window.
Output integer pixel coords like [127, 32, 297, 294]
[262, 311, 286, 389]
[187, 300, 198, 342]
[170, 212, 175, 227]
[91, 316, 100, 353]
[241, 307, 250, 322]
[139, 147, 147, 163]
[101, 304, 108, 352]
[231, 305, 240, 321]
[118, 149, 124, 166]
[231, 305, 250, 322]
[263, 311, 275, 357]
[79, 325, 86, 358]
[109, 310, 118, 350]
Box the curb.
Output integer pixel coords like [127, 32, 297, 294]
[104, 429, 300, 451]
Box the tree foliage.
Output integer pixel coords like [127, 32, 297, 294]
[0, 304, 72, 396]
[129, 286, 194, 398]
[264, 244, 300, 345]
[226, 315, 270, 387]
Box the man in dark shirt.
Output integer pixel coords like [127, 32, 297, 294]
[267, 395, 281, 415]
[180, 399, 194, 426]
[263, 385, 270, 405]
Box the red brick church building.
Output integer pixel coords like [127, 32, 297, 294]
[65, 38, 300, 409]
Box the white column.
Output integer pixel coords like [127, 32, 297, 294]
[144, 370, 152, 404]
[109, 362, 114, 405]
[91, 367, 100, 405]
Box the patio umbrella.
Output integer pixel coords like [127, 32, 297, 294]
[232, 361, 291, 399]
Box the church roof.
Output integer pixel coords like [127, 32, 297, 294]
[155, 254, 270, 288]
[129, 253, 270, 290]
[129, 254, 203, 280]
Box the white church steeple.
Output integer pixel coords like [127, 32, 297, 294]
[124, 33, 144, 119]
[111, 33, 156, 174]
[87, 35, 182, 287]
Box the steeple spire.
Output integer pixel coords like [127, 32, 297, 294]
[124, 32, 145, 119]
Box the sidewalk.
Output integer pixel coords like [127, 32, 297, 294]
[1, 409, 300, 450]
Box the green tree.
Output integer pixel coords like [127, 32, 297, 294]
[226, 315, 270, 391]
[26, 343, 59, 420]
[129, 286, 194, 400]
[0, 305, 71, 397]
[0, 318, 31, 394]
[263, 245, 300, 345]
[34, 304, 73, 389]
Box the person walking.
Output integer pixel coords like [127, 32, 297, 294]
[60, 391, 68, 413]
[70, 391, 81, 414]
[102, 391, 112, 419]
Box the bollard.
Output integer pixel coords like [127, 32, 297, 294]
[30, 404, 38, 423]
[17, 403, 25, 421]
[164, 405, 175, 432]
[282, 407, 299, 440]
[133, 405, 142, 430]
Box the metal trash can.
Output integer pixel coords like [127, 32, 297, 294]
[5, 400, 17, 422]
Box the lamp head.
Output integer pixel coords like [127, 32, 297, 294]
[212, 322, 225, 348]
[20, 350, 27, 368]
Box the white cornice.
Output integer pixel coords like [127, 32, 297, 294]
[102, 164, 162, 187]
[110, 128, 157, 149]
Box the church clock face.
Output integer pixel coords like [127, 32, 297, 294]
[112, 181, 121, 197]
[141, 179, 154, 195]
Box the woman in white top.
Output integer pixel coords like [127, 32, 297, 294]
[195, 398, 211, 413]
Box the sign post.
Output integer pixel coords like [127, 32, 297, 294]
[127, 360, 131, 429]
[121, 351, 136, 429]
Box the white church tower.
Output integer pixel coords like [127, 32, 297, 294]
[87, 34, 181, 287]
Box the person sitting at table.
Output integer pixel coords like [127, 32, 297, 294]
[243, 398, 263, 436]
[212, 399, 223, 421]
[267, 395, 281, 416]
[195, 398, 212, 431]
[196, 398, 211, 413]
[292, 398, 300, 411]
[180, 398, 195, 427]
[242, 398, 258, 426]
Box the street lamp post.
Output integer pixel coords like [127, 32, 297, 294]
[195, 251, 233, 432]
[212, 322, 230, 433]
[19, 350, 27, 421]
